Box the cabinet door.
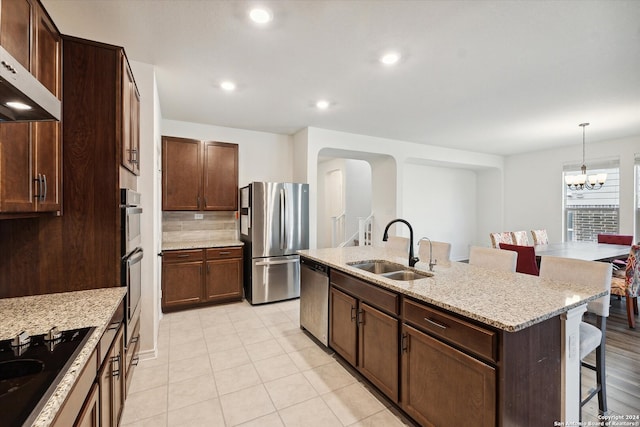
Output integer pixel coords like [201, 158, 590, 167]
[113, 325, 125, 425]
[329, 287, 358, 366]
[0, 122, 34, 212]
[358, 302, 399, 402]
[130, 86, 140, 175]
[401, 324, 496, 427]
[162, 136, 201, 210]
[162, 260, 203, 310]
[202, 141, 238, 210]
[0, 0, 33, 70]
[74, 382, 99, 427]
[121, 58, 140, 175]
[205, 258, 242, 302]
[33, 2, 61, 98]
[33, 121, 61, 211]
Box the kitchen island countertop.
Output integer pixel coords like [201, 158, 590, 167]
[0, 287, 127, 426]
[298, 246, 608, 332]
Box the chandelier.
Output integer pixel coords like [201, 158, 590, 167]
[564, 123, 607, 190]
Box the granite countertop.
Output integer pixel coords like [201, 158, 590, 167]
[298, 246, 608, 332]
[162, 239, 244, 251]
[0, 287, 127, 427]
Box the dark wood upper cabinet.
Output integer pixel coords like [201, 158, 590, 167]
[0, 0, 34, 71]
[121, 56, 140, 175]
[0, 0, 61, 216]
[162, 136, 238, 211]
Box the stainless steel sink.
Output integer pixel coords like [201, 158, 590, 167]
[348, 260, 405, 274]
[348, 260, 432, 281]
[381, 270, 432, 281]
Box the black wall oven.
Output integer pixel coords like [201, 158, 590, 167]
[121, 189, 143, 344]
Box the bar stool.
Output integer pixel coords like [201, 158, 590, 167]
[539, 256, 613, 418]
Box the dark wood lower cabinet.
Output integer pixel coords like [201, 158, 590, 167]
[401, 324, 496, 427]
[162, 259, 204, 309]
[99, 324, 125, 427]
[327, 269, 562, 426]
[329, 281, 399, 402]
[359, 303, 399, 401]
[329, 287, 358, 366]
[162, 247, 243, 312]
[74, 383, 99, 427]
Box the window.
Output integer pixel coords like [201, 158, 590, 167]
[635, 154, 640, 242]
[563, 158, 620, 242]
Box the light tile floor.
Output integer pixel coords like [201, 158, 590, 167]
[121, 299, 415, 427]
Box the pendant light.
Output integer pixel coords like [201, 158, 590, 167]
[564, 123, 607, 190]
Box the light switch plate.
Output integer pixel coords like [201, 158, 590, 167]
[195, 213, 203, 220]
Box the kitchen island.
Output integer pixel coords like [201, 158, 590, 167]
[298, 246, 607, 426]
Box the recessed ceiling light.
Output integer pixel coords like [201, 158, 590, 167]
[316, 100, 330, 110]
[220, 81, 236, 91]
[380, 52, 401, 66]
[249, 7, 272, 24]
[6, 101, 32, 110]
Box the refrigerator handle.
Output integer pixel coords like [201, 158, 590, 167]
[280, 188, 285, 249]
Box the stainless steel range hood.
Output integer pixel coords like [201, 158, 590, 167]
[0, 46, 60, 122]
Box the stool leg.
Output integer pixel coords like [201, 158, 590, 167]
[595, 316, 608, 415]
[627, 297, 636, 329]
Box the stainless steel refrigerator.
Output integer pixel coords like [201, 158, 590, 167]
[240, 182, 309, 304]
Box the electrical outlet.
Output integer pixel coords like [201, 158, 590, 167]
[195, 213, 203, 220]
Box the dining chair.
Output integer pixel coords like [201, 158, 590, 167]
[498, 243, 539, 276]
[598, 234, 634, 268]
[489, 232, 513, 248]
[418, 239, 452, 267]
[468, 246, 517, 272]
[610, 244, 639, 329]
[597, 234, 633, 245]
[385, 236, 410, 253]
[510, 230, 530, 246]
[539, 256, 613, 417]
[531, 229, 549, 245]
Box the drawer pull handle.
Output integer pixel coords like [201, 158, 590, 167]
[219, 251, 231, 255]
[424, 317, 447, 329]
[107, 322, 120, 331]
[401, 333, 409, 353]
[132, 356, 140, 366]
[176, 254, 191, 258]
[357, 309, 364, 325]
[350, 306, 357, 322]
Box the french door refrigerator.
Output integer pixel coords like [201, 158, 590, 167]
[240, 182, 309, 304]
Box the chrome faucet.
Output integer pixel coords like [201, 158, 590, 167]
[420, 237, 436, 271]
[382, 219, 419, 267]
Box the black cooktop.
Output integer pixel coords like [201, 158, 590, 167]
[0, 327, 94, 427]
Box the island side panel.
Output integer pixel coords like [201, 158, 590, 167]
[499, 315, 562, 425]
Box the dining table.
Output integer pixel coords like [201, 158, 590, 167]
[534, 241, 631, 262]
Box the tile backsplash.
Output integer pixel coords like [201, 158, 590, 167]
[162, 211, 238, 242]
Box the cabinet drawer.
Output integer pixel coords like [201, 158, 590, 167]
[99, 298, 125, 366]
[206, 247, 242, 259]
[403, 299, 497, 363]
[330, 270, 399, 316]
[163, 249, 204, 263]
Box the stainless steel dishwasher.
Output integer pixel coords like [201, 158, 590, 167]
[300, 257, 329, 346]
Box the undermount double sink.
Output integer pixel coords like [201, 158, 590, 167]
[347, 260, 432, 281]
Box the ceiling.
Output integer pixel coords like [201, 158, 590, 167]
[43, 0, 640, 156]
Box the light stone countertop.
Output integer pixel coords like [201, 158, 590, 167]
[161, 239, 244, 251]
[298, 246, 608, 332]
[0, 287, 127, 427]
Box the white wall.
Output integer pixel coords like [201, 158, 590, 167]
[161, 120, 294, 186]
[299, 127, 504, 253]
[130, 60, 160, 358]
[504, 135, 640, 243]
[403, 162, 477, 261]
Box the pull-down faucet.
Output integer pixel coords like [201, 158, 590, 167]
[420, 237, 436, 271]
[382, 219, 419, 267]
